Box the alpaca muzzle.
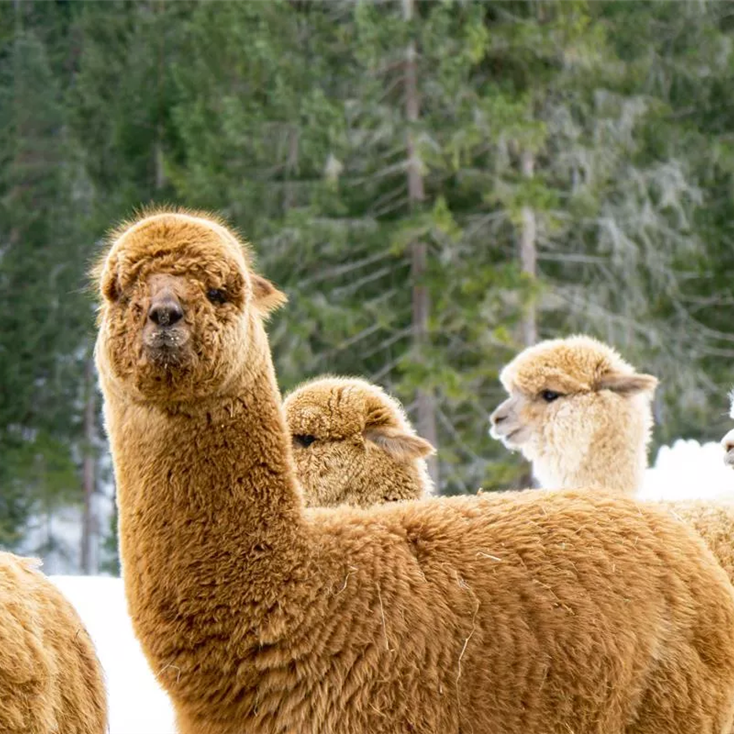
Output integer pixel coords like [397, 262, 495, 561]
[141, 284, 192, 366]
[489, 398, 529, 448]
[148, 290, 184, 327]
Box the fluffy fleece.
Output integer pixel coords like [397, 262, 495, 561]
[284, 376, 433, 507]
[94, 209, 734, 734]
[490, 335, 734, 600]
[0, 553, 107, 734]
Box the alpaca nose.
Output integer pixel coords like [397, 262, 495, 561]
[148, 292, 184, 327]
[490, 407, 507, 426]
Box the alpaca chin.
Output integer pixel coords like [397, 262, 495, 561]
[491, 425, 530, 451]
[143, 332, 191, 369]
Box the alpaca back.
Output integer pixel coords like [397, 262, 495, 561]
[180, 490, 734, 734]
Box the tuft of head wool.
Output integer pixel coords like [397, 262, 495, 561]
[0, 553, 107, 734]
[490, 335, 657, 494]
[284, 376, 434, 508]
[93, 210, 734, 734]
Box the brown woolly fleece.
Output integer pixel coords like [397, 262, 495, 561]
[284, 376, 433, 507]
[490, 335, 658, 494]
[490, 335, 734, 610]
[0, 553, 107, 734]
[94, 209, 734, 734]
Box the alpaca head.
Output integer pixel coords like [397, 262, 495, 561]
[489, 335, 658, 491]
[93, 209, 285, 404]
[283, 377, 435, 507]
[722, 392, 734, 467]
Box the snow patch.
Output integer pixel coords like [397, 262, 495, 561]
[50, 576, 176, 734]
[640, 439, 734, 502]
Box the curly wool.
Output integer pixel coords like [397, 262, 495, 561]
[284, 376, 433, 507]
[94, 210, 734, 734]
[0, 553, 107, 734]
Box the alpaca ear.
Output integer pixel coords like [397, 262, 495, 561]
[598, 372, 658, 396]
[251, 274, 287, 315]
[364, 426, 436, 461]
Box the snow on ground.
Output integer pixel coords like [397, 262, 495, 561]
[50, 575, 176, 734]
[47, 439, 734, 734]
[639, 439, 734, 502]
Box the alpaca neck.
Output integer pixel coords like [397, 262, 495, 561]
[102, 327, 307, 678]
[534, 400, 649, 495]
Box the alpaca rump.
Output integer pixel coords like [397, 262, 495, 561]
[663, 500, 734, 583]
[284, 376, 434, 507]
[0, 553, 107, 734]
[94, 209, 734, 734]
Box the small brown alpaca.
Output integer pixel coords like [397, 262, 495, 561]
[284, 376, 433, 507]
[94, 210, 734, 734]
[0, 553, 107, 734]
[490, 334, 734, 586]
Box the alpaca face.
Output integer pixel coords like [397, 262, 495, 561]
[490, 388, 614, 463]
[489, 336, 658, 478]
[284, 378, 433, 507]
[94, 211, 283, 403]
[722, 393, 734, 467]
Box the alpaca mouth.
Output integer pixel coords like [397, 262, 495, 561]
[143, 328, 190, 368]
[490, 425, 528, 449]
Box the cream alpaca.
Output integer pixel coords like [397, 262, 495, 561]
[490, 335, 657, 492]
[0, 553, 107, 734]
[490, 334, 734, 585]
[95, 210, 734, 734]
[284, 376, 433, 507]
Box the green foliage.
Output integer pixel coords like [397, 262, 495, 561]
[4, 0, 734, 566]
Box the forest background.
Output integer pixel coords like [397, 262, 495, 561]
[3, 0, 734, 573]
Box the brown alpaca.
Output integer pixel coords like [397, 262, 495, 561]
[284, 376, 433, 507]
[490, 334, 734, 585]
[0, 553, 107, 734]
[94, 209, 734, 734]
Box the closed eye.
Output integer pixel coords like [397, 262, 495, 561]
[293, 434, 317, 448]
[540, 390, 563, 403]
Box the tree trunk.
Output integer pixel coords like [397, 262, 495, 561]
[154, 0, 167, 192]
[519, 148, 537, 347]
[80, 353, 97, 574]
[403, 0, 439, 488]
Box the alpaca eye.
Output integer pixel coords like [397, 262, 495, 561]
[207, 289, 227, 305]
[541, 390, 562, 403]
[293, 435, 317, 448]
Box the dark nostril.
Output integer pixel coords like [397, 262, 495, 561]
[148, 299, 184, 327]
[490, 411, 506, 425]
